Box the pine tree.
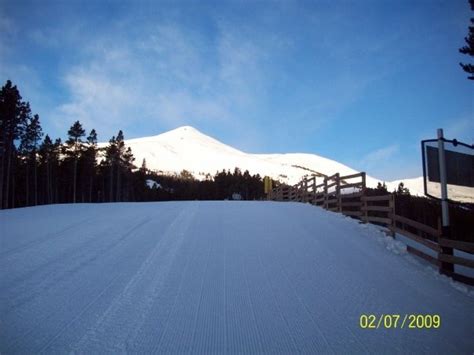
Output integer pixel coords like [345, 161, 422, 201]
[19, 111, 33, 206]
[66, 121, 85, 203]
[39, 135, 54, 204]
[53, 138, 61, 203]
[122, 146, 135, 201]
[31, 116, 43, 205]
[140, 158, 147, 173]
[19, 114, 43, 205]
[115, 130, 125, 202]
[10, 102, 31, 207]
[83, 129, 98, 202]
[396, 182, 410, 195]
[376, 181, 388, 193]
[104, 135, 117, 202]
[460, 0, 474, 79]
[243, 170, 251, 200]
[0, 80, 29, 209]
[102, 131, 136, 202]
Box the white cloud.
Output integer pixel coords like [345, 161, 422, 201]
[53, 70, 134, 137]
[354, 144, 404, 180]
[359, 144, 400, 169]
[216, 24, 264, 106]
[352, 144, 424, 181]
[48, 18, 276, 141]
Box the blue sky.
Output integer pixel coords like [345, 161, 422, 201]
[1, 0, 472, 180]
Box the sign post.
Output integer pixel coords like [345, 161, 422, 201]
[436, 129, 454, 274]
[437, 129, 449, 230]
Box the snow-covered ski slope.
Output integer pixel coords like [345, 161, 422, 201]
[110, 126, 474, 203]
[1, 202, 473, 353]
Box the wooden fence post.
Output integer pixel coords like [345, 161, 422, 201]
[336, 173, 341, 212]
[362, 195, 368, 223]
[311, 177, 316, 205]
[389, 194, 395, 237]
[437, 217, 454, 276]
[324, 177, 328, 209]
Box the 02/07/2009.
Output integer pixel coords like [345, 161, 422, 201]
[359, 314, 441, 329]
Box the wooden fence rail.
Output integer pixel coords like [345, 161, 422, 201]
[269, 172, 474, 286]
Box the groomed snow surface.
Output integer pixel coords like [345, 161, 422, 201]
[1, 201, 473, 353]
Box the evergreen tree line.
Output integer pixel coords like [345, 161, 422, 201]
[0, 80, 266, 209]
[143, 168, 266, 201]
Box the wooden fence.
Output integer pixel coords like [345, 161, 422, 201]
[269, 172, 474, 285]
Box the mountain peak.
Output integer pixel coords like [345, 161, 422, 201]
[169, 125, 202, 134]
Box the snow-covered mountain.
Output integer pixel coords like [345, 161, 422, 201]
[114, 126, 374, 183]
[109, 126, 473, 202]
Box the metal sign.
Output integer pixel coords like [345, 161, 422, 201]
[426, 146, 474, 187]
[421, 133, 474, 201]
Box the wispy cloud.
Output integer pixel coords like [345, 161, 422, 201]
[353, 144, 405, 180]
[47, 17, 275, 141]
[53, 68, 135, 135]
[361, 144, 400, 167]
